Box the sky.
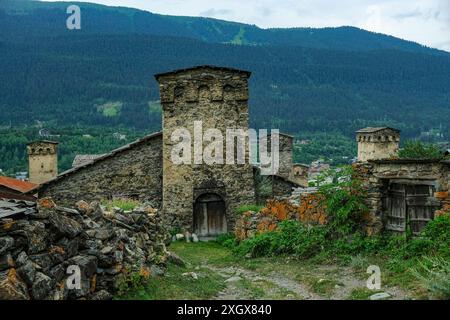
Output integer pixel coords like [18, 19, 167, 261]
[42, 0, 450, 51]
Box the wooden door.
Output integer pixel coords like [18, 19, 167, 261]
[405, 185, 438, 235]
[194, 194, 227, 237]
[386, 183, 407, 232]
[386, 183, 438, 235]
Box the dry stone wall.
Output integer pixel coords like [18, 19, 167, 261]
[0, 198, 169, 300]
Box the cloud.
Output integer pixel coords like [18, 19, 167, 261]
[41, 0, 450, 51]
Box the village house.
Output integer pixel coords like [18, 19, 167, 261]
[353, 127, 450, 235]
[26, 66, 300, 238]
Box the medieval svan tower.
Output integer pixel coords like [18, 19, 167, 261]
[30, 66, 299, 239]
[156, 66, 255, 238]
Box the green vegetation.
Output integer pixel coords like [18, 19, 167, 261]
[235, 204, 264, 216]
[219, 169, 450, 299]
[0, 127, 145, 175]
[398, 140, 445, 159]
[96, 101, 123, 117]
[101, 198, 141, 211]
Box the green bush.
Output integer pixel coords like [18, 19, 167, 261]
[216, 233, 238, 249]
[235, 204, 264, 216]
[102, 198, 140, 211]
[398, 140, 443, 159]
[411, 256, 450, 299]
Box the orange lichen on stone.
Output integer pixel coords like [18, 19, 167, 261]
[140, 266, 151, 279]
[49, 246, 66, 255]
[297, 193, 327, 225]
[38, 197, 56, 209]
[90, 274, 97, 293]
[2, 219, 15, 231]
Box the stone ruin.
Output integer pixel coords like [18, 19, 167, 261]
[0, 198, 170, 300]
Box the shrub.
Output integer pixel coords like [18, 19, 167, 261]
[216, 233, 238, 249]
[398, 140, 443, 159]
[317, 166, 369, 237]
[102, 198, 140, 211]
[411, 256, 450, 299]
[235, 204, 264, 216]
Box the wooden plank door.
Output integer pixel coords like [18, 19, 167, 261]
[405, 185, 438, 235]
[386, 183, 406, 232]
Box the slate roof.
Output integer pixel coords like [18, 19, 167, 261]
[72, 154, 105, 168]
[356, 127, 400, 133]
[0, 198, 37, 219]
[154, 65, 251, 80]
[0, 176, 37, 193]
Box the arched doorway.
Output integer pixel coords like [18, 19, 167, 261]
[193, 193, 227, 237]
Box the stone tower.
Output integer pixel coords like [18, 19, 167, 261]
[27, 141, 59, 184]
[356, 127, 400, 162]
[155, 65, 255, 237]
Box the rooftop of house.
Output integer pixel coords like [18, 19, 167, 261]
[0, 176, 37, 193]
[72, 154, 105, 168]
[356, 127, 401, 134]
[0, 198, 37, 219]
[154, 65, 251, 80]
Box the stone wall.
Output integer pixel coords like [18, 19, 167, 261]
[0, 198, 169, 300]
[157, 66, 256, 232]
[353, 159, 450, 233]
[38, 134, 163, 208]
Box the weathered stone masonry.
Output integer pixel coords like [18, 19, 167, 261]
[36, 133, 163, 207]
[156, 66, 256, 234]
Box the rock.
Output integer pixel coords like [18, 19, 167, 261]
[0, 236, 14, 255]
[150, 265, 165, 277]
[192, 233, 199, 243]
[68, 255, 98, 278]
[8, 221, 48, 254]
[370, 292, 391, 300]
[101, 246, 114, 255]
[182, 272, 198, 280]
[75, 201, 93, 215]
[167, 252, 186, 267]
[0, 269, 29, 300]
[49, 211, 83, 238]
[17, 260, 36, 286]
[91, 289, 112, 300]
[175, 233, 185, 241]
[185, 231, 192, 243]
[94, 228, 114, 241]
[31, 272, 53, 300]
[0, 253, 14, 271]
[225, 276, 242, 283]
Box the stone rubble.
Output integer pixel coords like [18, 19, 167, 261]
[0, 197, 170, 300]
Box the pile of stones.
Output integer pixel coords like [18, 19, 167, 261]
[0, 198, 169, 300]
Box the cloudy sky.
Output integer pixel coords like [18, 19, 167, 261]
[43, 0, 450, 51]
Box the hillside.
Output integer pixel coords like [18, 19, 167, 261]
[0, 0, 450, 173]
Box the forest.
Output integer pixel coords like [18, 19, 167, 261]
[0, 0, 449, 175]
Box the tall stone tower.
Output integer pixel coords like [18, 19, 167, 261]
[356, 127, 400, 162]
[27, 141, 58, 184]
[155, 66, 255, 237]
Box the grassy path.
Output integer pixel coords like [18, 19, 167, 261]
[120, 241, 418, 300]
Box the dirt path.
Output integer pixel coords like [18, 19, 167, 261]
[168, 242, 412, 300]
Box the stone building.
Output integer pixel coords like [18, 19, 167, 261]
[354, 127, 449, 235]
[27, 141, 59, 184]
[356, 127, 400, 162]
[29, 66, 300, 238]
[292, 164, 309, 187]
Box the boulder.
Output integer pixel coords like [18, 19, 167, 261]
[17, 260, 36, 286]
[75, 200, 93, 215]
[31, 272, 53, 300]
[0, 253, 14, 271]
[49, 212, 83, 238]
[192, 233, 199, 243]
[0, 236, 14, 255]
[167, 251, 186, 267]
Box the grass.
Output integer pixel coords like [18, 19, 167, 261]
[117, 242, 431, 300]
[235, 204, 264, 215]
[101, 198, 141, 211]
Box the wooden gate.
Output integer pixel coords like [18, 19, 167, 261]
[193, 193, 227, 237]
[386, 183, 439, 235]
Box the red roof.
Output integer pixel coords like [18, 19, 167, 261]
[0, 176, 37, 193]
